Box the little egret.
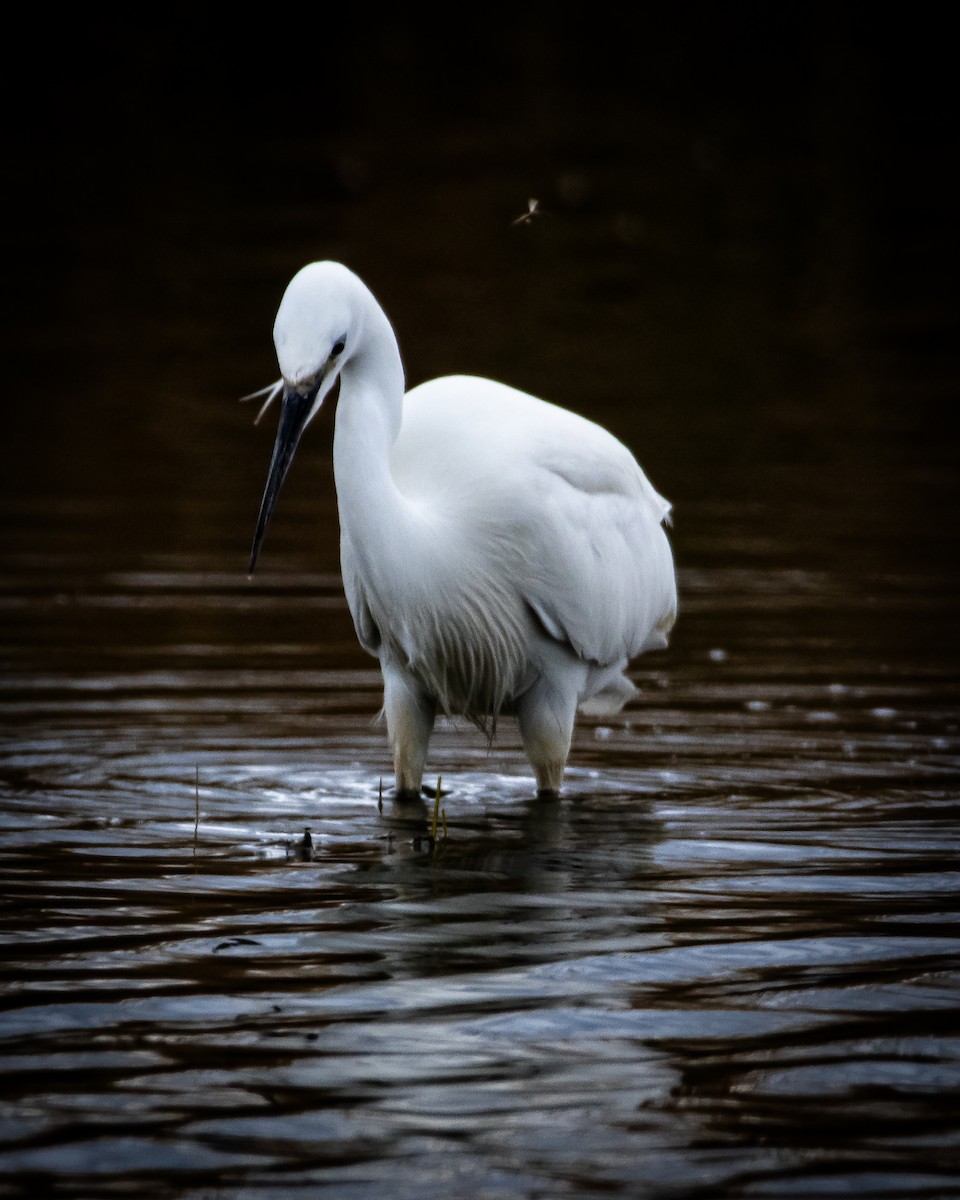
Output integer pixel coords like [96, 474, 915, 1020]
[249, 262, 677, 800]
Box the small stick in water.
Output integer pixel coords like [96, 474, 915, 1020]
[431, 776, 443, 841]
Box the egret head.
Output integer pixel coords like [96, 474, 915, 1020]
[249, 263, 360, 573]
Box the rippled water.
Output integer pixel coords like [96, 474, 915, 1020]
[3, 13, 960, 1198]
[3, 551, 959, 1197]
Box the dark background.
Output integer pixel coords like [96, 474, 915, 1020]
[2, 4, 957, 582]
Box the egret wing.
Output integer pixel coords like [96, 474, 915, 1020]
[395, 374, 677, 667]
[517, 442, 677, 666]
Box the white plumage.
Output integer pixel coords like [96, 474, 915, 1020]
[249, 262, 677, 799]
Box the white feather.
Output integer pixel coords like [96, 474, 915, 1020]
[240, 380, 283, 425]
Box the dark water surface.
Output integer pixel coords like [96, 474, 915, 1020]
[3, 14, 959, 1198]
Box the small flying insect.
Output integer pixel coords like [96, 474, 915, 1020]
[512, 198, 542, 226]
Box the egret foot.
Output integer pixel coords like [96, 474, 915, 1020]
[536, 787, 561, 802]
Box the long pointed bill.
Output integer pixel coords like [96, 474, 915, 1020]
[248, 383, 318, 573]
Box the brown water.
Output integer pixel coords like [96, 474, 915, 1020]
[2, 15, 960, 1199]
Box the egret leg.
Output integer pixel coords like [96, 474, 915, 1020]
[382, 665, 436, 800]
[517, 677, 577, 799]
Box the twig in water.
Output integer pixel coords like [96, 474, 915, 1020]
[431, 776, 442, 841]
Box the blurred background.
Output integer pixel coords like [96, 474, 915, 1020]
[3, 3, 956, 582]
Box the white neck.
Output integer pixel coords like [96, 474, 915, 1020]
[331, 292, 412, 584]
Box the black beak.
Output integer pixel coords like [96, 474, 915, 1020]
[248, 382, 318, 573]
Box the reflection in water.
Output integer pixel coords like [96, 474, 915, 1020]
[1, 556, 958, 1195]
[2, 13, 959, 1197]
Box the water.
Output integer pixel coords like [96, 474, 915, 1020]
[3, 14, 960, 1199]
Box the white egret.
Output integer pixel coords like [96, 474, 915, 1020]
[249, 262, 677, 800]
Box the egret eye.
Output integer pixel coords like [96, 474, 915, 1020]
[331, 339, 346, 358]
